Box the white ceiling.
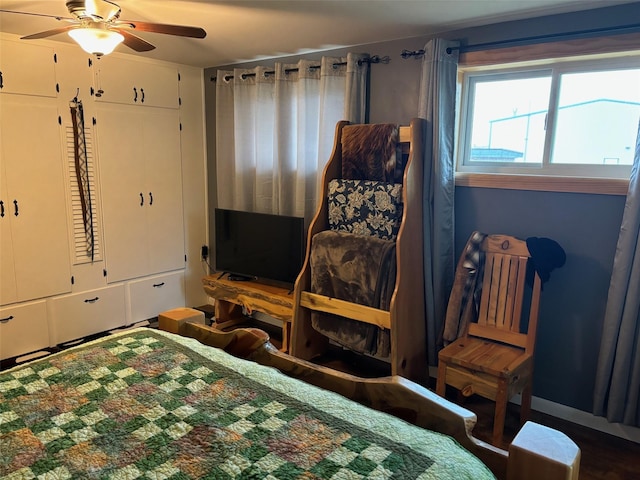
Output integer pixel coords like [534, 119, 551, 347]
[0, 0, 636, 68]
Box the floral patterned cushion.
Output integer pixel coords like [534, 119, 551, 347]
[327, 179, 403, 240]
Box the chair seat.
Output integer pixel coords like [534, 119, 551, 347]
[439, 336, 531, 378]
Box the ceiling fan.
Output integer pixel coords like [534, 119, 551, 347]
[0, 0, 207, 56]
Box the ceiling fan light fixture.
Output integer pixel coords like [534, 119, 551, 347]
[68, 26, 124, 56]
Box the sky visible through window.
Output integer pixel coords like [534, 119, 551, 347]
[469, 68, 640, 166]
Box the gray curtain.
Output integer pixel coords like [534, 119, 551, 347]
[418, 39, 459, 365]
[593, 119, 640, 426]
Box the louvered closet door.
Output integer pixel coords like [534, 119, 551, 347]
[0, 95, 71, 305]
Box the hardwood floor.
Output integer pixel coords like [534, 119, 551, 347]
[449, 393, 640, 480]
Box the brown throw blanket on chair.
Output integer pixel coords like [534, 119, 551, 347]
[310, 230, 395, 357]
[341, 123, 402, 182]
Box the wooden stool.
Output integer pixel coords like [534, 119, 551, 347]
[158, 307, 205, 334]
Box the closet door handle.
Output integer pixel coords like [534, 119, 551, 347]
[140, 192, 144, 206]
[0, 315, 14, 323]
[84, 297, 99, 303]
[13, 199, 18, 216]
[0, 200, 4, 217]
[152, 282, 165, 288]
[133, 87, 138, 102]
[149, 192, 153, 205]
[140, 88, 145, 103]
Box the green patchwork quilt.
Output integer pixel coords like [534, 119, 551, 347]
[0, 328, 495, 479]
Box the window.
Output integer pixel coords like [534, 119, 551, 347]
[458, 56, 640, 179]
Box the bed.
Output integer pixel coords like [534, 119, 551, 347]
[0, 324, 580, 479]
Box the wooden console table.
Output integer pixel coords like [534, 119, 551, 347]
[202, 275, 294, 352]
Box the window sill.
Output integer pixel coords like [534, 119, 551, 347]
[455, 173, 629, 195]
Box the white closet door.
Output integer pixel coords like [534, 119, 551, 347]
[96, 103, 148, 282]
[97, 104, 185, 282]
[143, 108, 185, 274]
[94, 56, 179, 109]
[0, 164, 17, 304]
[0, 95, 71, 304]
[0, 40, 56, 97]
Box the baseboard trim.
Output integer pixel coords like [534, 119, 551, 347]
[428, 366, 640, 444]
[528, 395, 640, 444]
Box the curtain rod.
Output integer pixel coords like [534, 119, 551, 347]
[401, 22, 640, 58]
[211, 55, 388, 82]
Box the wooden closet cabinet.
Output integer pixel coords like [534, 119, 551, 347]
[0, 95, 71, 306]
[127, 271, 185, 324]
[48, 284, 127, 345]
[96, 103, 185, 283]
[93, 56, 179, 109]
[0, 40, 57, 97]
[0, 301, 49, 360]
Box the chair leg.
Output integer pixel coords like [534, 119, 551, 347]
[493, 380, 508, 447]
[520, 380, 532, 425]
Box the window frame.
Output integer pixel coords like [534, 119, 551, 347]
[453, 30, 640, 196]
[457, 55, 640, 182]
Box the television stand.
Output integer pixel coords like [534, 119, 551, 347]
[226, 273, 256, 282]
[202, 274, 294, 352]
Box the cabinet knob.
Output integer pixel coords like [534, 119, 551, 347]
[13, 199, 18, 217]
[84, 297, 100, 303]
[0, 315, 14, 323]
[0, 200, 4, 218]
[0, 71, 3, 89]
[140, 192, 144, 206]
[152, 282, 165, 288]
[133, 87, 138, 102]
[140, 88, 145, 103]
[149, 192, 153, 205]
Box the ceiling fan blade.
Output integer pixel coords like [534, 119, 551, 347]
[118, 20, 206, 39]
[21, 25, 76, 40]
[0, 9, 71, 21]
[119, 29, 156, 52]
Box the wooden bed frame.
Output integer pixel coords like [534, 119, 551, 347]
[177, 322, 580, 480]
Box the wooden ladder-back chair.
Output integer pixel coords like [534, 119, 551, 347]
[436, 233, 543, 447]
[290, 118, 427, 384]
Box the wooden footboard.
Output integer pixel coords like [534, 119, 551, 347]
[179, 322, 580, 480]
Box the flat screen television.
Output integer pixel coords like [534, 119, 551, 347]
[214, 208, 305, 285]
